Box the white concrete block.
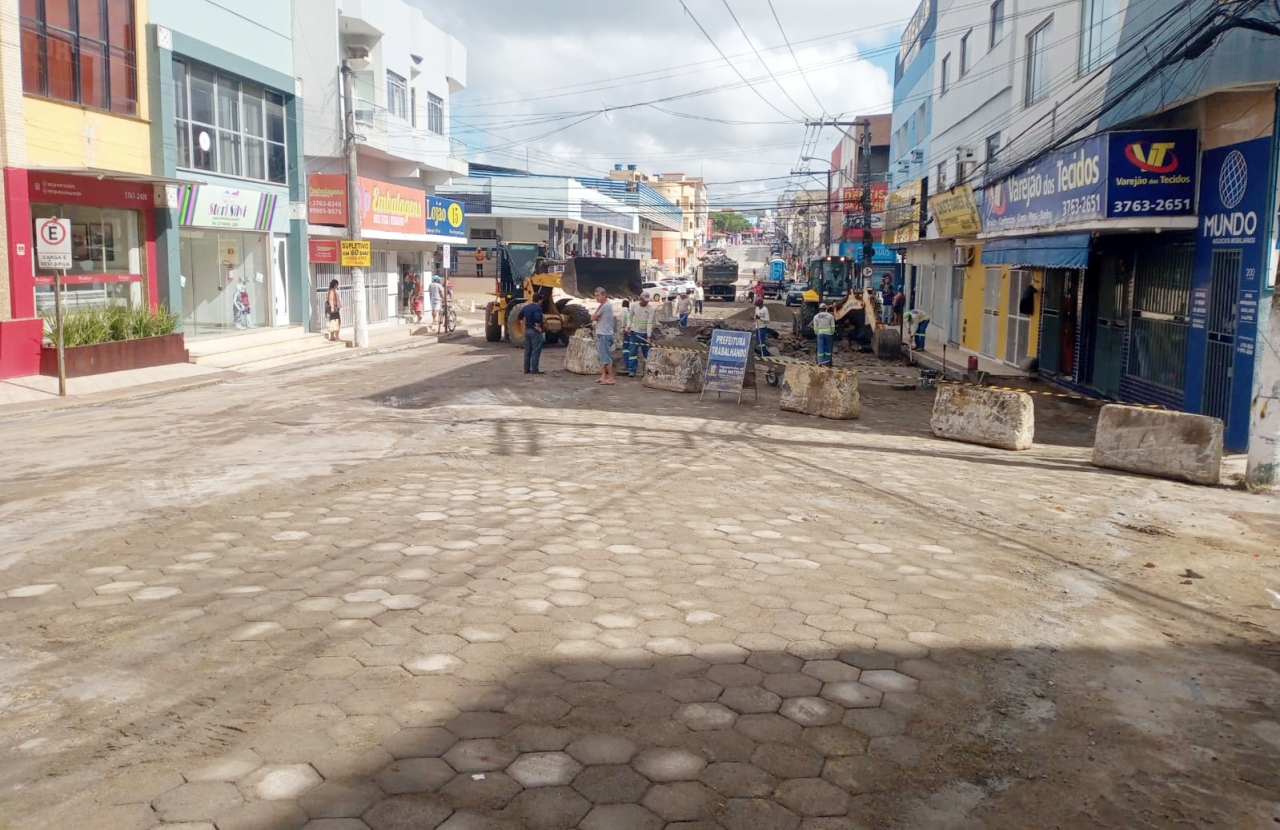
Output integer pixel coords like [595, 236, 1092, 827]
[643, 346, 705, 393]
[779, 364, 861, 420]
[1092, 404, 1223, 485]
[930, 384, 1034, 450]
[564, 330, 601, 375]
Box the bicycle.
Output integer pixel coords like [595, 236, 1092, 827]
[440, 295, 457, 333]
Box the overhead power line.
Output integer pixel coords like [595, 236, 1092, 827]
[767, 0, 826, 115]
[720, 0, 812, 119]
[676, 0, 798, 121]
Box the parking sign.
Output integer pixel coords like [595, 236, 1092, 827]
[37, 217, 73, 270]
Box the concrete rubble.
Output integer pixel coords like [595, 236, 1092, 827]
[564, 330, 602, 375]
[779, 364, 862, 419]
[642, 345, 706, 392]
[930, 384, 1035, 450]
[1092, 404, 1224, 485]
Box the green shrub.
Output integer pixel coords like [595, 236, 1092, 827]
[43, 304, 180, 347]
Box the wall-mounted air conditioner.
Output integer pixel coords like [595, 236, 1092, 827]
[956, 147, 977, 162]
[953, 245, 975, 266]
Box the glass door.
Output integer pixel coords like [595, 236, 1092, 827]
[181, 230, 228, 336]
[981, 267, 1001, 358]
[1004, 269, 1033, 366]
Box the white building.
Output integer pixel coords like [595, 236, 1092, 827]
[295, 0, 468, 328]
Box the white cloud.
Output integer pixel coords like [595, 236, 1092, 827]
[411, 0, 906, 207]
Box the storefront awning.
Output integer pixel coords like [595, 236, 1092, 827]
[28, 166, 203, 187]
[981, 233, 1091, 269]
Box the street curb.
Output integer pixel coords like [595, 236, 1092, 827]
[0, 328, 481, 422]
[0, 371, 243, 422]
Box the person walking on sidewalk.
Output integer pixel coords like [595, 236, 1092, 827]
[813, 302, 836, 366]
[694, 283, 704, 314]
[325, 280, 342, 342]
[753, 297, 771, 357]
[428, 276, 445, 330]
[626, 294, 657, 377]
[676, 292, 693, 328]
[519, 293, 545, 374]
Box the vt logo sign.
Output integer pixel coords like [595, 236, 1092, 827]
[1124, 141, 1179, 173]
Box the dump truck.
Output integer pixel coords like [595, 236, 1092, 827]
[484, 243, 642, 345]
[793, 255, 880, 343]
[698, 252, 738, 302]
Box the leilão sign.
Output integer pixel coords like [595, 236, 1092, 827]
[701, 329, 753, 403]
[341, 240, 371, 267]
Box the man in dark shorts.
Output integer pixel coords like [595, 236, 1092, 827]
[519, 293, 546, 374]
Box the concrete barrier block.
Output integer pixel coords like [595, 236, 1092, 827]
[1092, 404, 1223, 485]
[779, 364, 861, 420]
[564, 330, 601, 375]
[930, 384, 1034, 450]
[872, 327, 902, 360]
[643, 346, 705, 393]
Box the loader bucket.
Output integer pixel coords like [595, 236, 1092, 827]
[561, 257, 643, 299]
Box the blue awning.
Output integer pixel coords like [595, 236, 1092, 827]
[980, 233, 1091, 269]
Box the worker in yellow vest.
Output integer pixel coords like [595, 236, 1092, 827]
[813, 302, 836, 367]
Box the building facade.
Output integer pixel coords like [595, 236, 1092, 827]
[296, 0, 467, 330]
[148, 0, 307, 338]
[650, 172, 707, 273]
[890, 0, 1280, 457]
[2, 0, 165, 379]
[827, 115, 895, 283]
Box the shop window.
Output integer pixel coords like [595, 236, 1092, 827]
[428, 93, 443, 135]
[387, 71, 408, 120]
[20, 0, 137, 115]
[1127, 244, 1193, 390]
[31, 202, 143, 314]
[174, 58, 288, 185]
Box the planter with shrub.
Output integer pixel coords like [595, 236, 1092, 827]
[40, 305, 188, 378]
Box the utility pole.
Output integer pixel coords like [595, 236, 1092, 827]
[860, 125, 874, 289]
[341, 61, 369, 348]
[805, 119, 873, 274]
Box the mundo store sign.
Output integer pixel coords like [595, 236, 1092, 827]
[981, 129, 1197, 234]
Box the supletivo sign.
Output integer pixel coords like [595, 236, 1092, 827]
[981, 129, 1198, 233]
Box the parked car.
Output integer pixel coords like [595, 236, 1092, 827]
[642, 281, 672, 301]
[785, 282, 809, 306]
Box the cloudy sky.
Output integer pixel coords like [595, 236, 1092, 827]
[411, 0, 907, 209]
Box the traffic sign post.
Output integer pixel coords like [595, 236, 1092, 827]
[37, 218, 73, 397]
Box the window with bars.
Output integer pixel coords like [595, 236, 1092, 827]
[174, 59, 287, 185]
[20, 0, 137, 115]
[935, 162, 947, 192]
[387, 71, 407, 120]
[1025, 19, 1053, 106]
[427, 93, 443, 135]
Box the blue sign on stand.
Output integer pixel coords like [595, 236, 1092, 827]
[981, 130, 1198, 233]
[702, 329, 753, 403]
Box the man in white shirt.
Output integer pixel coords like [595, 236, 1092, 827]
[676, 292, 693, 327]
[753, 297, 771, 357]
[694, 283, 705, 314]
[427, 275, 444, 329]
[626, 294, 658, 377]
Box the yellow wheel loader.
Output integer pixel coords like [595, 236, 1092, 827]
[485, 243, 643, 346]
